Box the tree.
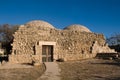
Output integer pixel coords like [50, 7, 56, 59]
[107, 33, 120, 46]
[0, 24, 19, 55]
[107, 33, 120, 52]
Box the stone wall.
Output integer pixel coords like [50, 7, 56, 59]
[9, 54, 41, 63]
[9, 21, 115, 63]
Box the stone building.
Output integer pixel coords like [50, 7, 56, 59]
[9, 20, 115, 63]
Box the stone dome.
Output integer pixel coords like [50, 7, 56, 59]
[25, 20, 55, 29]
[64, 24, 91, 32]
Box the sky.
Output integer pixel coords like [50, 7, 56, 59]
[0, 0, 120, 37]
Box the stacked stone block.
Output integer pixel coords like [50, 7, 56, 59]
[9, 20, 115, 63]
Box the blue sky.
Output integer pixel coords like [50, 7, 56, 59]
[0, 0, 120, 37]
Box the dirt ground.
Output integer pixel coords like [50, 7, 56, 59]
[0, 59, 120, 80]
[58, 59, 120, 80]
[0, 64, 45, 80]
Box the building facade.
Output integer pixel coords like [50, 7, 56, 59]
[9, 20, 115, 63]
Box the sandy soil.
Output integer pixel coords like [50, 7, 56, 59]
[0, 64, 45, 80]
[0, 59, 120, 80]
[58, 59, 120, 80]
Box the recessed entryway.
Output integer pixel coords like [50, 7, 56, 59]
[42, 45, 53, 62]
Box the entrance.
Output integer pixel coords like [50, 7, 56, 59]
[42, 45, 53, 62]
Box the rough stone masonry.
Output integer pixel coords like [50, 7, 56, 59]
[9, 20, 115, 64]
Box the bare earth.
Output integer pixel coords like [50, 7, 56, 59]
[0, 63, 45, 80]
[58, 59, 120, 80]
[0, 59, 120, 80]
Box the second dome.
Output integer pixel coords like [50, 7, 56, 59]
[64, 24, 91, 32]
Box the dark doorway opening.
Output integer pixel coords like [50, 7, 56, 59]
[42, 45, 53, 62]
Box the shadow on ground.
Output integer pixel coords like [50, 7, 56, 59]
[91, 62, 120, 66]
[90, 58, 120, 67]
[93, 76, 120, 80]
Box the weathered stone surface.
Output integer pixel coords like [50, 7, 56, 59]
[64, 24, 91, 32]
[9, 20, 116, 63]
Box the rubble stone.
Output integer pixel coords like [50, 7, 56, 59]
[9, 20, 116, 63]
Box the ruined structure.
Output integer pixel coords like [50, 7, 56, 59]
[9, 20, 115, 63]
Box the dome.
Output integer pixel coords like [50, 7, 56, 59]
[64, 24, 91, 32]
[25, 20, 55, 29]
